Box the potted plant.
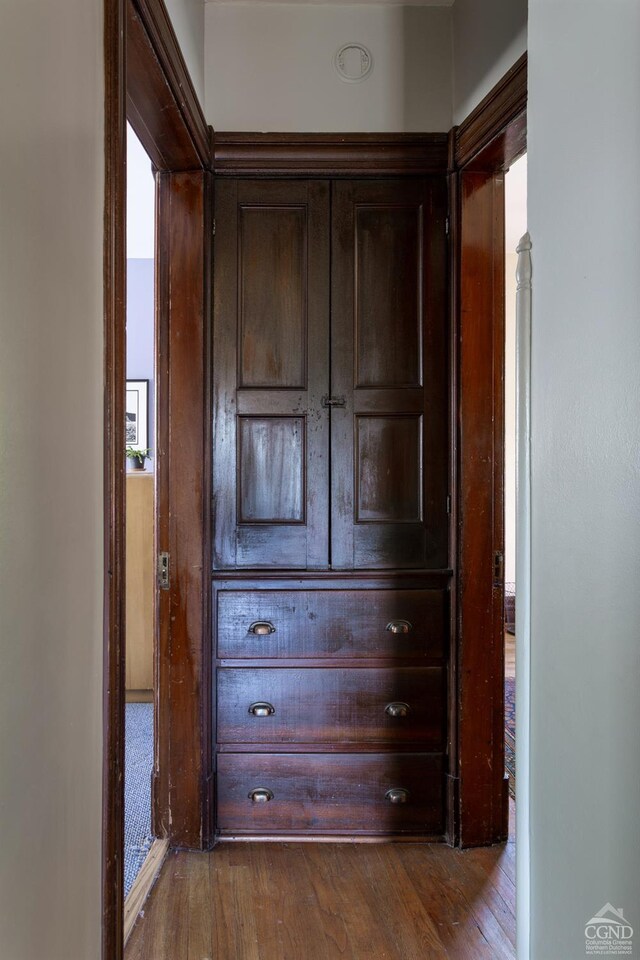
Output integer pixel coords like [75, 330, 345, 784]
[126, 448, 151, 471]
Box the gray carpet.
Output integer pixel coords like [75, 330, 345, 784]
[125, 702, 154, 897]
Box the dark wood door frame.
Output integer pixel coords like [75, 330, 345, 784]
[104, 0, 212, 956]
[449, 53, 527, 847]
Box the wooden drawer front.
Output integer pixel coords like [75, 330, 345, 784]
[217, 667, 445, 745]
[217, 589, 446, 659]
[217, 753, 445, 836]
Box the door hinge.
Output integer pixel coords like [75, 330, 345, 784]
[446, 495, 451, 514]
[445, 216, 450, 236]
[158, 551, 170, 591]
[321, 395, 346, 408]
[212, 218, 216, 237]
[493, 550, 504, 585]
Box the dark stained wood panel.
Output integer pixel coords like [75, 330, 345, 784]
[217, 667, 445, 746]
[154, 171, 212, 849]
[239, 417, 305, 523]
[216, 753, 445, 836]
[331, 179, 449, 570]
[356, 415, 422, 522]
[213, 180, 330, 569]
[355, 205, 422, 388]
[456, 169, 507, 846]
[216, 588, 447, 660]
[239, 206, 307, 389]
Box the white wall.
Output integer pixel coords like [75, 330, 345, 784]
[452, 0, 526, 123]
[0, 2, 104, 959]
[527, 2, 640, 957]
[205, 2, 452, 132]
[165, 0, 205, 106]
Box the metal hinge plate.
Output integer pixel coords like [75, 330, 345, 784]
[158, 552, 170, 591]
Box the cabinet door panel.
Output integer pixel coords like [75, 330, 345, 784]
[213, 180, 330, 569]
[331, 180, 448, 570]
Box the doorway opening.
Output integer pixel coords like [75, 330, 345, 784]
[504, 152, 527, 804]
[124, 121, 160, 913]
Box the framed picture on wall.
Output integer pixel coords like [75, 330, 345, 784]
[126, 379, 149, 451]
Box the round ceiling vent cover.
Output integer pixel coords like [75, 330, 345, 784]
[334, 43, 373, 83]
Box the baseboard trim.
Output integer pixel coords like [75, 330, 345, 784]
[123, 838, 169, 946]
[217, 833, 445, 844]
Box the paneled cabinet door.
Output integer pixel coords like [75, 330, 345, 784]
[331, 180, 449, 569]
[213, 180, 330, 569]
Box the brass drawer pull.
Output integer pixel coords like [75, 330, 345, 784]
[385, 787, 410, 805]
[248, 621, 276, 635]
[248, 701, 275, 717]
[386, 620, 412, 635]
[385, 701, 411, 718]
[249, 787, 274, 803]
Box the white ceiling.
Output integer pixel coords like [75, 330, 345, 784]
[205, 1, 454, 6]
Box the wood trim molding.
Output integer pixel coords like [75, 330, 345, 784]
[457, 169, 508, 846]
[153, 170, 213, 849]
[213, 132, 449, 177]
[106, 0, 212, 953]
[103, 0, 127, 957]
[454, 53, 527, 170]
[123, 839, 169, 945]
[451, 59, 527, 847]
[127, 0, 212, 170]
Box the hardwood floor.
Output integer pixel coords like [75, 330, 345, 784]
[125, 801, 515, 960]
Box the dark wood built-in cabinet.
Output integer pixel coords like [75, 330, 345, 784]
[213, 174, 450, 839]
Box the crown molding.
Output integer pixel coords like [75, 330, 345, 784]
[213, 132, 449, 177]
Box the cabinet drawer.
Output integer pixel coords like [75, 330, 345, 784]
[217, 667, 445, 746]
[217, 752, 445, 836]
[216, 589, 446, 660]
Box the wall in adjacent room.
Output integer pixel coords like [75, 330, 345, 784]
[205, 2, 453, 132]
[452, 0, 527, 123]
[0, 0, 104, 957]
[127, 260, 155, 463]
[127, 124, 155, 467]
[527, 1, 640, 956]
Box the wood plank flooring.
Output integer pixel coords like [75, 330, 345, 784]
[125, 801, 515, 960]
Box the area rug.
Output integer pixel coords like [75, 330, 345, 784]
[505, 677, 516, 798]
[125, 702, 154, 897]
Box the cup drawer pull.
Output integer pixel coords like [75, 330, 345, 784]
[248, 787, 274, 803]
[386, 620, 412, 635]
[248, 621, 276, 635]
[248, 701, 275, 717]
[385, 701, 411, 718]
[385, 787, 410, 805]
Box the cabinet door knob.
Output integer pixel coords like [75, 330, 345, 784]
[386, 620, 412, 635]
[385, 787, 410, 805]
[248, 701, 275, 717]
[385, 701, 411, 718]
[248, 787, 274, 803]
[248, 621, 276, 635]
